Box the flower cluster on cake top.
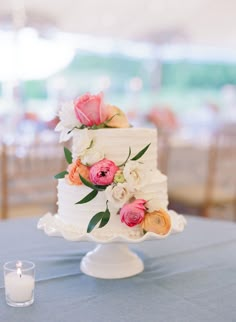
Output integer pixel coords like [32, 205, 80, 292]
[55, 92, 171, 236]
[55, 92, 129, 142]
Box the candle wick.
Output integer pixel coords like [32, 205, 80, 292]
[16, 266, 22, 277]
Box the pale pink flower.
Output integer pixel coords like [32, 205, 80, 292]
[120, 199, 146, 227]
[105, 183, 133, 208]
[74, 92, 107, 126]
[89, 158, 119, 185]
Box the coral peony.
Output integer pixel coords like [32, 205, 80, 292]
[89, 158, 119, 186]
[120, 199, 146, 227]
[74, 92, 107, 127]
[141, 209, 171, 235]
[66, 159, 90, 185]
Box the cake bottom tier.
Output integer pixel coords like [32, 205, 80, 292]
[57, 175, 168, 238]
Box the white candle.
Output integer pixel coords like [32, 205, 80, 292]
[5, 271, 35, 303]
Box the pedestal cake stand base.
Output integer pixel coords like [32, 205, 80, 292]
[38, 212, 187, 279]
[80, 243, 143, 279]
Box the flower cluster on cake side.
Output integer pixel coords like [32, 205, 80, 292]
[55, 92, 171, 236]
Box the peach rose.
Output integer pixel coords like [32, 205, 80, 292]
[66, 159, 90, 185]
[141, 209, 171, 235]
[74, 92, 107, 127]
[106, 105, 129, 128]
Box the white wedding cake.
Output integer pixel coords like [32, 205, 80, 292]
[39, 92, 185, 240]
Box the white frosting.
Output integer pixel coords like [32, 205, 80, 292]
[57, 127, 168, 238]
[57, 179, 143, 237]
[72, 128, 158, 168]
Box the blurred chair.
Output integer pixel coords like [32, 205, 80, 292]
[158, 128, 172, 174]
[147, 106, 179, 175]
[168, 124, 236, 219]
[0, 137, 66, 219]
[147, 106, 179, 131]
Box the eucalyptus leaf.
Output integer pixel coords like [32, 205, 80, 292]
[75, 190, 98, 204]
[87, 212, 104, 233]
[54, 171, 68, 179]
[64, 147, 72, 164]
[131, 143, 151, 161]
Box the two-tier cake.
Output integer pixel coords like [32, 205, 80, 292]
[39, 92, 186, 240]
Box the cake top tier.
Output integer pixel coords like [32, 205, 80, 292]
[55, 92, 130, 142]
[72, 127, 157, 169]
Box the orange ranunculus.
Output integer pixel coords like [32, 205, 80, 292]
[106, 105, 130, 128]
[66, 159, 90, 185]
[141, 209, 171, 235]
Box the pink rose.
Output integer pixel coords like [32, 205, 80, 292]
[74, 92, 108, 127]
[89, 158, 119, 185]
[120, 199, 146, 227]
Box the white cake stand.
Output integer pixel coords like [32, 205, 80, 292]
[38, 212, 186, 279]
[80, 243, 144, 279]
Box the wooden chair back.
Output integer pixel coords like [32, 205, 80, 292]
[203, 123, 236, 216]
[1, 137, 66, 219]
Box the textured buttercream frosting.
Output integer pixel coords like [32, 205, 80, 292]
[72, 128, 158, 168]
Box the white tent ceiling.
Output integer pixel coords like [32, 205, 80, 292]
[0, 0, 236, 50]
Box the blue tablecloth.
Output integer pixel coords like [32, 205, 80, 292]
[0, 216, 236, 322]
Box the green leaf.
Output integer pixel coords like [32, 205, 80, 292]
[75, 190, 98, 204]
[118, 146, 131, 167]
[94, 185, 107, 191]
[131, 143, 151, 161]
[67, 126, 81, 134]
[54, 171, 68, 179]
[79, 175, 107, 191]
[64, 147, 72, 164]
[79, 124, 87, 129]
[99, 208, 110, 228]
[67, 126, 75, 134]
[89, 122, 108, 129]
[79, 175, 97, 189]
[87, 212, 104, 233]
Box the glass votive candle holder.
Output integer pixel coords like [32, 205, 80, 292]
[4, 260, 35, 307]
